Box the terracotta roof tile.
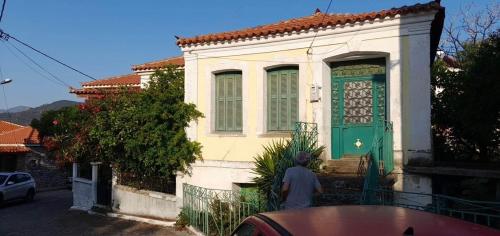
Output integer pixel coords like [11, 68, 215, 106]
[70, 86, 141, 95]
[81, 74, 141, 87]
[0, 121, 25, 134]
[177, 1, 443, 47]
[0, 126, 40, 145]
[132, 56, 185, 71]
[0, 146, 31, 153]
[0, 122, 41, 151]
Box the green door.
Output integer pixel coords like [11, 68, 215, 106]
[331, 59, 386, 159]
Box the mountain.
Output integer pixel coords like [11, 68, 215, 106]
[0, 106, 32, 113]
[0, 100, 80, 125]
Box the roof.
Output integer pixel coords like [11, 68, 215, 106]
[177, 1, 443, 47]
[258, 206, 499, 236]
[81, 74, 140, 87]
[0, 121, 41, 153]
[0, 121, 25, 134]
[132, 56, 185, 71]
[70, 86, 141, 96]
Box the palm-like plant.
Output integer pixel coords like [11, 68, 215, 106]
[253, 124, 325, 211]
[252, 140, 289, 207]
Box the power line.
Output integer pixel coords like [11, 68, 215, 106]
[0, 0, 6, 24]
[306, 0, 333, 55]
[1, 42, 69, 88]
[6, 41, 73, 87]
[0, 30, 97, 81]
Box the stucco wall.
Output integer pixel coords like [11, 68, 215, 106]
[176, 160, 255, 199]
[73, 177, 93, 210]
[112, 184, 179, 220]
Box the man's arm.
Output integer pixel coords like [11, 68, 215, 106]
[281, 182, 290, 201]
[282, 169, 291, 201]
[314, 175, 323, 194]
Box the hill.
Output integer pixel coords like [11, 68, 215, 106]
[0, 100, 80, 125]
[0, 106, 32, 113]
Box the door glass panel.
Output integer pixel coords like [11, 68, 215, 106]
[343, 80, 373, 124]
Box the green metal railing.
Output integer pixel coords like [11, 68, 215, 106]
[363, 188, 500, 229]
[182, 184, 264, 236]
[372, 120, 394, 175]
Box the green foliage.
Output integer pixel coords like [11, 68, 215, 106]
[432, 32, 500, 161]
[252, 130, 324, 211]
[35, 65, 203, 182]
[174, 208, 190, 230]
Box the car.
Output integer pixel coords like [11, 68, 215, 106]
[231, 206, 499, 236]
[0, 172, 36, 205]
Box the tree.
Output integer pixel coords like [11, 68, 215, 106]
[34, 66, 203, 186]
[432, 31, 500, 161]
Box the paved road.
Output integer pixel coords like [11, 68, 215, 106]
[0, 190, 190, 236]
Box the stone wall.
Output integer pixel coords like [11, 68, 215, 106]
[23, 148, 69, 190]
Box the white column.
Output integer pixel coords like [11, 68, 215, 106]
[90, 162, 101, 205]
[72, 162, 78, 191]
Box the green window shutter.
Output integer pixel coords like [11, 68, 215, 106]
[279, 71, 289, 131]
[215, 74, 226, 131]
[289, 70, 298, 130]
[267, 67, 299, 131]
[235, 74, 243, 131]
[268, 72, 279, 131]
[215, 72, 242, 132]
[225, 75, 234, 131]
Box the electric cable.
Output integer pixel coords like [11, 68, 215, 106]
[0, 0, 6, 24]
[1, 42, 69, 88]
[306, 0, 333, 55]
[1, 31, 97, 81]
[6, 41, 73, 87]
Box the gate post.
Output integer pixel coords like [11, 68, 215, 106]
[91, 162, 101, 205]
[72, 162, 78, 191]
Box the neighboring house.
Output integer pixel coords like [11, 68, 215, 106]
[0, 120, 68, 189]
[0, 120, 42, 171]
[170, 0, 445, 202]
[70, 56, 184, 99]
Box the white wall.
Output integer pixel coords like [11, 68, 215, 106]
[72, 178, 93, 211]
[112, 184, 179, 220]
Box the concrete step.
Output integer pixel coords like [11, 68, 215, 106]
[323, 158, 362, 174]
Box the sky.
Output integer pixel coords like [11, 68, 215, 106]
[0, 0, 495, 107]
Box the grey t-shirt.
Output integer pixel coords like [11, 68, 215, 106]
[282, 166, 321, 209]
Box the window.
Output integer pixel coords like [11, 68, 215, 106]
[267, 67, 298, 131]
[215, 72, 243, 132]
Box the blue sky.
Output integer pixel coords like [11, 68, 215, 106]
[0, 0, 493, 107]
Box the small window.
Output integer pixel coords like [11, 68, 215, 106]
[215, 72, 243, 132]
[267, 67, 298, 131]
[232, 222, 256, 236]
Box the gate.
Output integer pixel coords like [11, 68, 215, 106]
[96, 164, 112, 206]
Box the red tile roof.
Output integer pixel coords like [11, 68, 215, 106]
[0, 121, 41, 153]
[0, 121, 25, 134]
[0, 125, 40, 145]
[177, 1, 443, 47]
[0, 146, 31, 153]
[132, 56, 185, 71]
[81, 74, 140, 87]
[70, 86, 141, 95]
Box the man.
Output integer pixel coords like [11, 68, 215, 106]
[281, 151, 323, 210]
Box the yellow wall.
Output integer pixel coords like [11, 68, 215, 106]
[195, 48, 314, 162]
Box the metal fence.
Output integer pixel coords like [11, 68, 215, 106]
[182, 184, 264, 236]
[363, 188, 500, 229]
